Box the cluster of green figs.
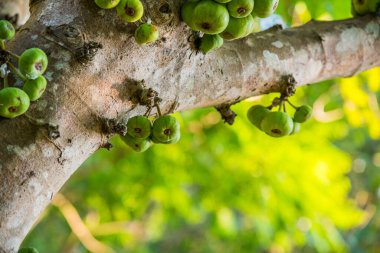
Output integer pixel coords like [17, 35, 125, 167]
[247, 102, 312, 138]
[121, 114, 181, 152]
[0, 20, 48, 118]
[351, 0, 380, 16]
[181, 0, 279, 53]
[94, 0, 159, 45]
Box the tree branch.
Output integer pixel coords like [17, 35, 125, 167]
[0, 0, 379, 251]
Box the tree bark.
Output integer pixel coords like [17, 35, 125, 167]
[0, 0, 379, 251]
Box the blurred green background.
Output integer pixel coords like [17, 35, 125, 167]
[22, 1, 380, 252]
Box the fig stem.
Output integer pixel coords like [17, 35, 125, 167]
[3, 75, 9, 88]
[155, 103, 162, 117]
[8, 62, 27, 82]
[0, 40, 5, 50]
[286, 100, 298, 109]
[7, 51, 20, 60]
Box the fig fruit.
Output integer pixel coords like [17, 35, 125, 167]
[116, 0, 144, 23]
[152, 115, 181, 143]
[293, 105, 312, 123]
[134, 23, 159, 45]
[252, 0, 279, 18]
[227, 0, 255, 18]
[199, 34, 224, 53]
[0, 20, 15, 41]
[121, 134, 151, 152]
[247, 105, 270, 130]
[290, 122, 301, 135]
[0, 87, 30, 118]
[181, 1, 199, 30]
[260, 111, 294, 137]
[220, 15, 254, 40]
[23, 75, 47, 101]
[127, 115, 152, 139]
[19, 48, 48, 80]
[94, 0, 121, 9]
[193, 0, 230, 34]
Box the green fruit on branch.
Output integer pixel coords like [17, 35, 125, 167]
[121, 134, 151, 152]
[250, 14, 261, 33]
[352, 0, 380, 15]
[127, 115, 152, 139]
[94, 0, 121, 9]
[0, 20, 15, 41]
[227, 0, 255, 18]
[192, 0, 230, 34]
[247, 105, 270, 130]
[116, 0, 144, 22]
[134, 23, 159, 45]
[181, 1, 199, 30]
[18, 248, 39, 253]
[152, 115, 181, 143]
[290, 122, 301, 135]
[0, 87, 30, 118]
[151, 131, 180, 144]
[19, 48, 48, 80]
[260, 111, 294, 137]
[252, 0, 279, 18]
[220, 15, 254, 40]
[293, 105, 312, 123]
[22, 75, 47, 101]
[199, 34, 224, 53]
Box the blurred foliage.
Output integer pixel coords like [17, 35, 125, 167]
[22, 1, 380, 253]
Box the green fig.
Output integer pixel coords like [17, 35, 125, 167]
[247, 105, 270, 130]
[250, 14, 261, 33]
[152, 115, 181, 143]
[181, 1, 199, 30]
[94, 0, 121, 9]
[19, 48, 48, 80]
[260, 111, 294, 137]
[290, 122, 301, 135]
[220, 15, 254, 40]
[352, 0, 371, 15]
[0, 20, 15, 41]
[116, 0, 144, 22]
[199, 34, 224, 53]
[121, 134, 151, 152]
[151, 131, 180, 144]
[134, 23, 159, 45]
[293, 105, 312, 123]
[127, 115, 152, 139]
[23, 75, 47, 101]
[252, 0, 279, 18]
[0, 87, 30, 118]
[227, 0, 255, 18]
[192, 0, 230, 34]
[18, 248, 39, 253]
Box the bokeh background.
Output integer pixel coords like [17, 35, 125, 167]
[22, 1, 380, 252]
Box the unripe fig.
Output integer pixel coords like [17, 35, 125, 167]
[94, 0, 121, 9]
[116, 0, 144, 23]
[290, 122, 301, 135]
[0, 87, 30, 118]
[151, 131, 180, 144]
[293, 105, 312, 123]
[152, 115, 181, 143]
[18, 248, 39, 253]
[260, 111, 294, 137]
[127, 115, 151, 139]
[227, 0, 254, 18]
[23, 75, 47, 101]
[121, 134, 151, 152]
[247, 105, 270, 130]
[193, 0, 230, 34]
[250, 14, 261, 33]
[0, 20, 15, 41]
[220, 15, 254, 40]
[199, 34, 224, 53]
[19, 48, 48, 80]
[181, 1, 199, 30]
[252, 0, 279, 18]
[352, 0, 371, 15]
[134, 23, 159, 45]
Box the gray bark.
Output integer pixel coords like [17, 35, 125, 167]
[0, 0, 379, 251]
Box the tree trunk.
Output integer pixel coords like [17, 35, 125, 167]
[0, 0, 379, 251]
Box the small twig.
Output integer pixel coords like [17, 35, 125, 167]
[0, 40, 5, 50]
[8, 62, 27, 82]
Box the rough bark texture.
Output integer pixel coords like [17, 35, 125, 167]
[0, 0, 379, 251]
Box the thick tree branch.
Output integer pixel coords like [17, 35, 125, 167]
[0, 0, 379, 251]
